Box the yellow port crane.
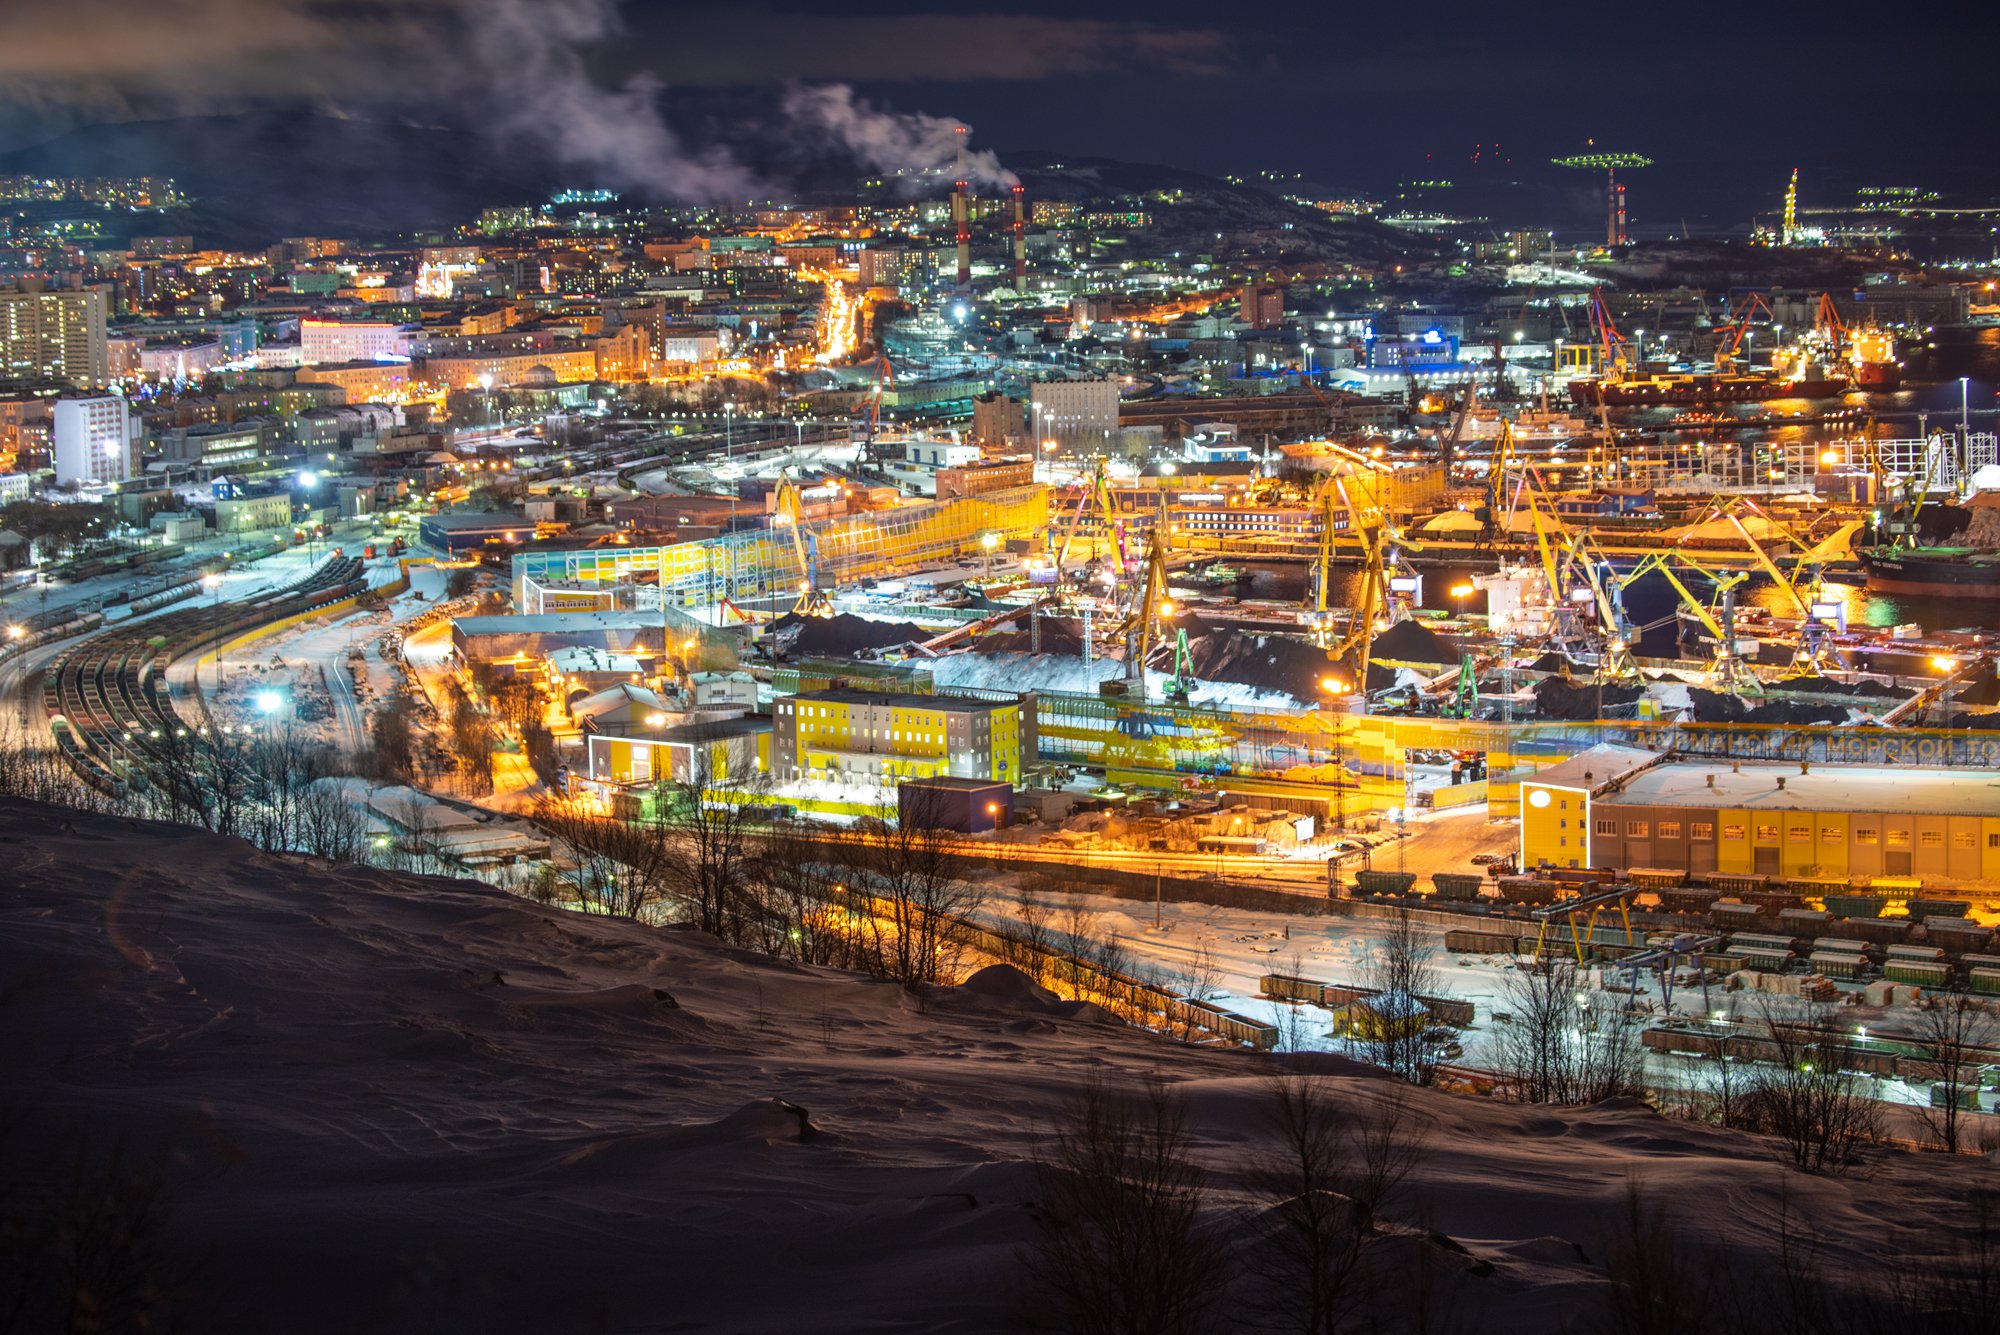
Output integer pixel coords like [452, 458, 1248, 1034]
[1629, 551, 1758, 693]
[772, 474, 833, 617]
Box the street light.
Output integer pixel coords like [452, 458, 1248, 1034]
[203, 572, 223, 692]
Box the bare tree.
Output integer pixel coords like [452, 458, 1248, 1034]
[650, 743, 769, 941]
[446, 682, 494, 796]
[844, 785, 982, 989]
[1003, 887, 1055, 984]
[1594, 1178, 1722, 1335]
[367, 696, 416, 783]
[532, 790, 673, 919]
[1245, 1074, 1427, 1335]
[1907, 995, 1999, 1156]
[1742, 998, 1881, 1174]
[1360, 908, 1447, 1086]
[1023, 1078, 1226, 1335]
[294, 781, 368, 862]
[753, 819, 869, 969]
[1491, 958, 1643, 1106]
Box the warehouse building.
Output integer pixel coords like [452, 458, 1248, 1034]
[773, 688, 1033, 785]
[1520, 745, 2000, 882]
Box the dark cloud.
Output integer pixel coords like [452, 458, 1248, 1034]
[622, 9, 1234, 85]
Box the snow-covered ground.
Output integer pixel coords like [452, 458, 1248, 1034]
[1, 799, 1978, 1332]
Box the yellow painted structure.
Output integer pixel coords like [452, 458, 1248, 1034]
[774, 689, 1028, 785]
[511, 485, 1048, 608]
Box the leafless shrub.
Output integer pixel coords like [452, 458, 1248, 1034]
[1243, 1073, 1429, 1335]
[1907, 995, 1999, 1156]
[1023, 1077, 1226, 1335]
[1739, 999, 1881, 1175]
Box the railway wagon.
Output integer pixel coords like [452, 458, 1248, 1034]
[1444, 928, 1523, 955]
[1258, 973, 1326, 1005]
[1430, 872, 1485, 902]
[1808, 950, 1867, 982]
[1885, 944, 1950, 987]
[1171, 998, 1279, 1049]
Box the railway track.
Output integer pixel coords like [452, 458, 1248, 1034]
[42, 558, 368, 791]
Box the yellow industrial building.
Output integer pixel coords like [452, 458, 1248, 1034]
[773, 689, 1033, 785]
[1521, 744, 2000, 883]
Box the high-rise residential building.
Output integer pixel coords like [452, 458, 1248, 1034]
[0, 289, 110, 387]
[52, 396, 139, 487]
[1028, 378, 1120, 455]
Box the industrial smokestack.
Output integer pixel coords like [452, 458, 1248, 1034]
[953, 178, 971, 291]
[1011, 183, 1027, 288]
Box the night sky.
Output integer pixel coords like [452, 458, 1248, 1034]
[2, 0, 1993, 215]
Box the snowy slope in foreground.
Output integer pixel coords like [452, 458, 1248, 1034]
[0, 798, 1975, 1332]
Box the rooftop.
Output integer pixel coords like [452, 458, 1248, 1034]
[423, 510, 527, 532]
[1607, 761, 2000, 817]
[784, 688, 1017, 714]
[453, 611, 664, 636]
[1528, 744, 1662, 793]
[901, 775, 1011, 792]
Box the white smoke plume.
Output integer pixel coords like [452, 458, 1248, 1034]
[463, 0, 761, 203]
[783, 84, 1017, 194]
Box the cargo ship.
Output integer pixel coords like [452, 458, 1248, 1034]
[1857, 547, 2000, 598]
[1846, 326, 1902, 392]
[1570, 369, 1848, 407]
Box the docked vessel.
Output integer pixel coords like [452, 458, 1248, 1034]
[1570, 370, 1848, 407]
[1846, 326, 1902, 392]
[1857, 547, 2000, 599]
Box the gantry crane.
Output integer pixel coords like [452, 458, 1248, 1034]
[857, 354, 896, 470]
[1632, 551, 1758, 692]
[1319, 476, 1422, 696]
[772, 474, 833, 617]
[1711, 293, 1775, 373]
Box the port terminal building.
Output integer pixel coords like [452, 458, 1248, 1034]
[1521, 744, 2000, 882]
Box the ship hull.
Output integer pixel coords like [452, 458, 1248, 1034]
[1852, 362, 1902, 391]
[1571, 375, 1849, 407]
[1858, 550, 2000, 598]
